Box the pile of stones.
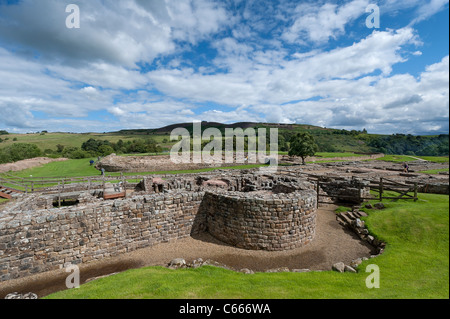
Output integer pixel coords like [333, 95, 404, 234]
[332, 204, 387, 273]
[336, 205, 386, 254]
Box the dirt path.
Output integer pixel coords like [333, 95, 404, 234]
[0, 204, 375, 298]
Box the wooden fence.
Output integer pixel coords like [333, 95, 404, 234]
[0, 172, 146, 201]
[368, 177, 418, 202]
[311, 176, 418, 208]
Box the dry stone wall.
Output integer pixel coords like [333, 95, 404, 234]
[0, 192, 205, 282]
[0, 172, 317, 282]
[203, 190, 316, 251]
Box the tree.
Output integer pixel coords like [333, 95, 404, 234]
[288, 132, 319, 165]
[56, 144, 65, 153]
[0, 143, 43, 164]
[98, 144, 115, 156]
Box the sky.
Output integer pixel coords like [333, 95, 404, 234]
[0, 0, 448, 135]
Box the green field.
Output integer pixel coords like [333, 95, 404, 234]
[419, 168, 449, 174]
[45, 193, 449, 299]
[376, 155, 449, 163]
[3, 159, 268, 180]
[416, 156, 450, 163]
[314, 152, 365, 158]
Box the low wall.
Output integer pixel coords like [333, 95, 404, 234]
[96, 154, 271, 173]
[0, 192, 205, 282]
[0, 173, 318, 282]
[203, 190, 316, 251]
[417, 183, 449, 195]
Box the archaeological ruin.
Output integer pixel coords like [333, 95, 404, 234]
[0, 156, 448, 283]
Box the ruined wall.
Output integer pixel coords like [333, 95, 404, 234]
[203, 190, 316, 251]
[0, 192, 205, 282]
[317, 177, 370, 204]
[97, 154, 269, 173]
[0, 172, 318, 282]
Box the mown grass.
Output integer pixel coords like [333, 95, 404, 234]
[417, 156, 449, 163]
[6, 158, 101, 178]
[376, 155, 449, 163]
[419, 168, 449, 174]
[3, 159, 268, 180]
[45, 193, 449, 299]
[315, 152, 365, 158]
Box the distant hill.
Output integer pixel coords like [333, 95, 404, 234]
[114, 121, 449, 156]
[116, 121, 327, 134]
[1, 122, 448, 160]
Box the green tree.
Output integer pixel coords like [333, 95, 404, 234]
[98, 144, 115, 156]
[288, 132, 319, 165]
[0, 143, 43, 164]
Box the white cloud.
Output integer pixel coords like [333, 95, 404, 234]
[410, 0, 449, 25]
[282, 0, 369, 44]
[0, 0, 447, 135]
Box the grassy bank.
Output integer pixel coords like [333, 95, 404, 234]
[45, 193, 449, 299]
[2, 158, 268, 180]
[376, 155, 449, 163]
[419, 168, 449, 174]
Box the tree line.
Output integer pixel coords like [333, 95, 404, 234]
[0, 131, 448, 165]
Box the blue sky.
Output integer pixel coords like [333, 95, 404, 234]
[0, 0, 448, 135]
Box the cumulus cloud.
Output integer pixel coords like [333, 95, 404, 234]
[0, 0, 447, 135]
[282, 0, 369, 44]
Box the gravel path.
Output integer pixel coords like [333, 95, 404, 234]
[0, 204, 375, 298]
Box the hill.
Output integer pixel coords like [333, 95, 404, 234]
[116, 121, 449, 155]
[0, 122, 448, 164]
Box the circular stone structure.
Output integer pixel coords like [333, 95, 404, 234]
[203, 189, 317, 251]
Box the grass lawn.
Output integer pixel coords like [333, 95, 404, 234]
[45, 193, 449, 299]
[0, 132, 166, 152]
[3, 159, 268, 180]
[419, 168, 449, 174]
[416, 156, 449, 163]
[376, 155, 449, 163]
[6, 158, 101, 178]
[314, 152, 365, 158]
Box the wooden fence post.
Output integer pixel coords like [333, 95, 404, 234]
[122, 175, 127, 198]
[358, 182, 362, 204]
[379, 177, 383, 202]
[58, 182, 61, 208]
[316, 179, 320, 208]
[414, 182, 418, 202]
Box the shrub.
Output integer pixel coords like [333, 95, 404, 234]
[0, 143, 43, 164]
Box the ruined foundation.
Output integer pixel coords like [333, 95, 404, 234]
[0, 171, 317, 282]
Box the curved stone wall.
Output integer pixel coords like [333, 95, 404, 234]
[203, 190, 317, 251]
[0, 172, 318, 281]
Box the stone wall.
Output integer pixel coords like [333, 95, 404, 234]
[0, 192, 205, 282]
[317, 177, 370, 204]
[417, 183, 449, 195]
[96, 154, 274, 173]
[0, 172, 317, 282]
[203, 190, 316, 251]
